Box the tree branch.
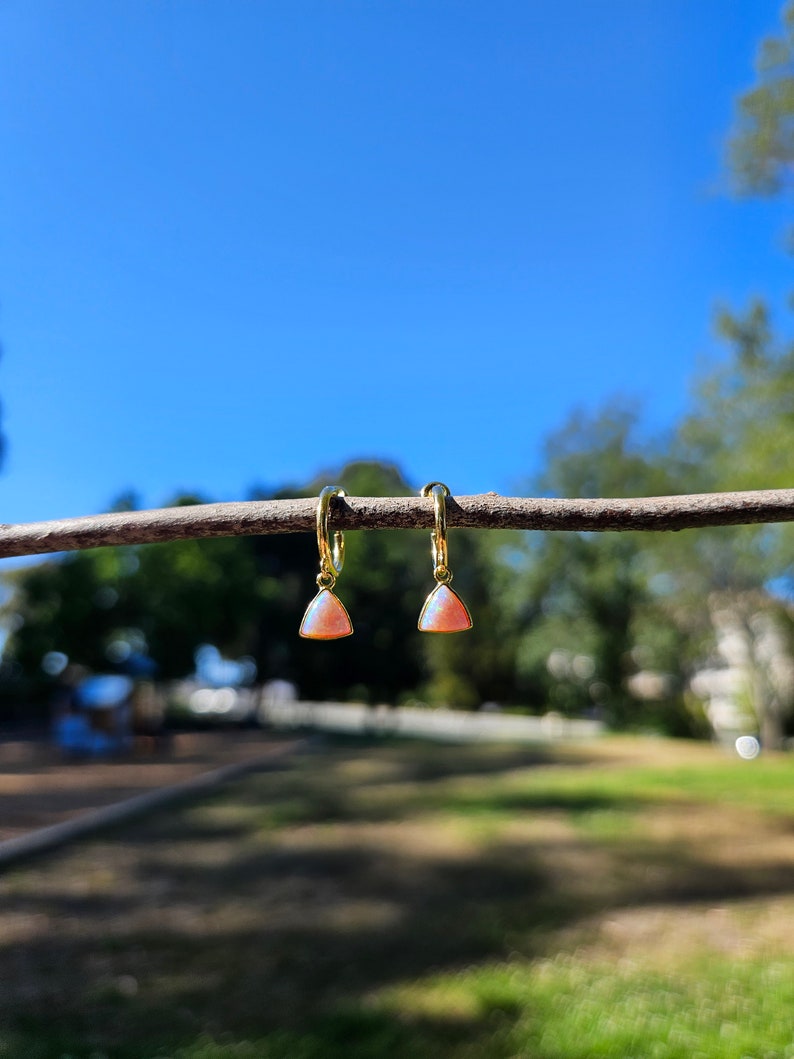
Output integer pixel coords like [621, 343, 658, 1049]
[1, 488, 794, 560]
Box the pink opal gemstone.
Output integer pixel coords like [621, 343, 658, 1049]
[418, 584, 473, 633]
[299, 589, 353, 639]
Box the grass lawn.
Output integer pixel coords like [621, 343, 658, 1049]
[1, 734, 794, 1057]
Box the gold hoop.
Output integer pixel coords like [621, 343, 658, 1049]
[420, 481, 451, 583]
[316, 486, 346, 589]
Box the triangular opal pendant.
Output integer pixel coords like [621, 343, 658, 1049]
[299, 589, 353, 639]
[418, 583, 473, 633]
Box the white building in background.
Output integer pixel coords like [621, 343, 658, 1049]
[688, 599, 794, 746]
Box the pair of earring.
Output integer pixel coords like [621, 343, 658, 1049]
[299, 482, 473, 640]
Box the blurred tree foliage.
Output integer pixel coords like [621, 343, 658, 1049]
[663, 302, 794, 747]
[1, 390, 793, 736]
[6, 322, 794, 732]
[510, 405, 693, 732]
[2, 495, 264, 701]
[726, 1, 794, 197]
[1, 462, 515, 714]
[679, 0, 794, 744]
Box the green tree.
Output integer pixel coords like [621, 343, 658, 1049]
[418, 524, 523, 709]
[726, 1, 794, 197]
[667, 303, 794, 747]
[1, 493, 265, 704]
[128, 502, 263, 679]
[2, 463, 459, 712]
[639, 0, 794, 747]
[514, 405, 691, 731]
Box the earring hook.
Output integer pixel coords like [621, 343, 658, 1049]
[420, 481, 451, 583]
[316, 485, 346, 588]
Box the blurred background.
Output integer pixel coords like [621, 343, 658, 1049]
[5, 5, 794, 1058]
[1, 0, 794, 746]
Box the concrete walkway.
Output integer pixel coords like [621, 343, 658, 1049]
[0, 706, 600, 867]
[0, 730, 301, 866]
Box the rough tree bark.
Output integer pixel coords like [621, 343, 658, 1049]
[1, 488, 794, 559]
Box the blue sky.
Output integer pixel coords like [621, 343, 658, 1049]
[0, 1, 791, 525]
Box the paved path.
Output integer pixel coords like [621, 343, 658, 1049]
[0, 731, 300, 860]
[0, 706, 600, 865]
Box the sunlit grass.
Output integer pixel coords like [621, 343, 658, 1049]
[1, 735, 794, 1057]
[372, 956, 794, 1059]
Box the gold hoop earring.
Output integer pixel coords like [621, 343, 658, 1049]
[417, 482, 472, 633]
[299, 486, 353, 639]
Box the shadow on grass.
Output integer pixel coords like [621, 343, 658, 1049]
[2, 738, 794, 1058]
[0, 831, 568, 1057]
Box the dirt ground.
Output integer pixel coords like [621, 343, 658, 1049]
[0, 728, 296, 843]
